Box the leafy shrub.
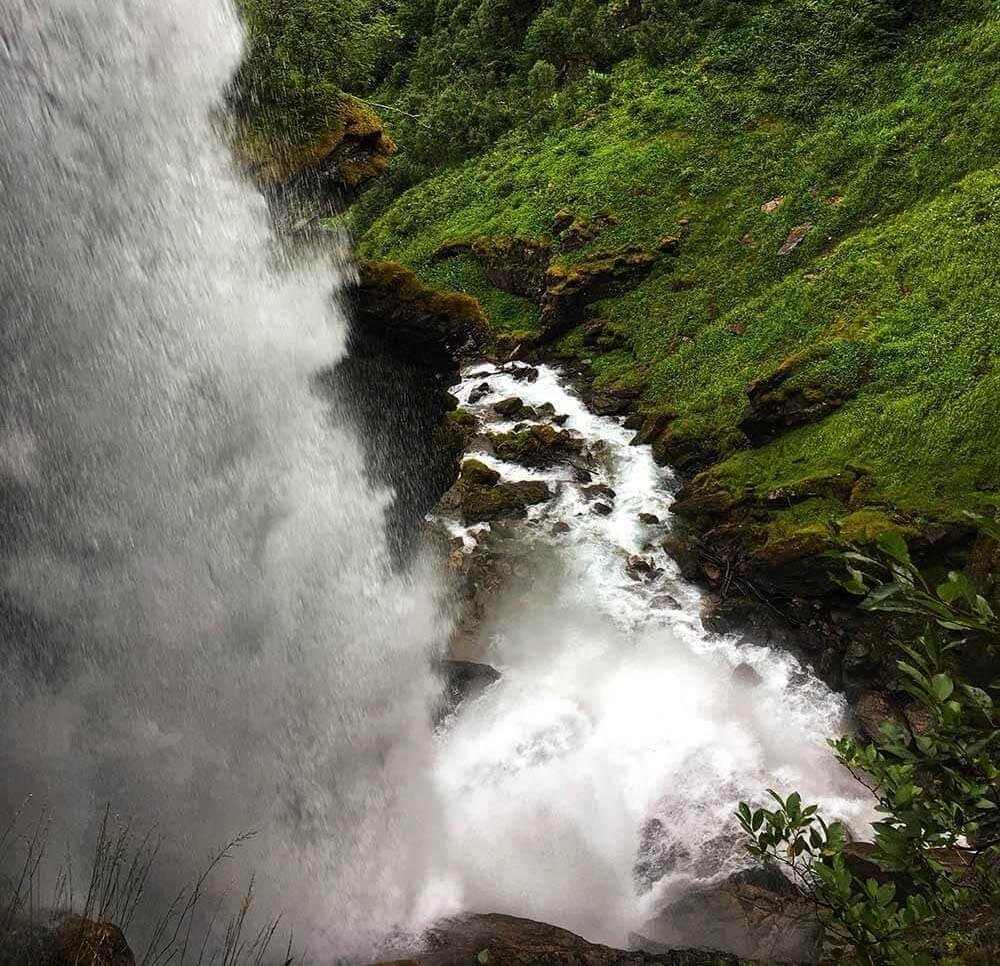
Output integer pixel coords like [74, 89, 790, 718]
[739, 517, 1000, 964]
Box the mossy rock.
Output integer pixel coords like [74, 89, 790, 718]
[433, 235, 553, 301]
[350, 260, 489, 371]
[460, 480, 551, 523]
[491, 424, 584, 467]
[839, 508, 913, 545]
[461, 459, 501, 486]
[540, 246, 659, 341]
[236, 97, 396, 192]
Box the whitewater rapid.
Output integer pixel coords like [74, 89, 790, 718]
[423, 362, 871, 944]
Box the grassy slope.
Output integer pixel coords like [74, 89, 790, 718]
[358, 2, 1000, 540]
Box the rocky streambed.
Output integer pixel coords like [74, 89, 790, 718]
[406, 361, 874, 962]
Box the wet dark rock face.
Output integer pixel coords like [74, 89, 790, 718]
[319, 262, 489, 560]
[372, 913, 739, 965]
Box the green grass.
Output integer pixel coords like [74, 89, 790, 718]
[358, 1, 1000, 538]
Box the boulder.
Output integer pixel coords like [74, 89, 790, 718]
[491, 425, 583, 468]
[378, 913, 738, 966]
[739, 361, 856, 445]
[640, 867, 822, 964]
[433, 659, 501, 720]
[53, 917, 135, 966]
[460, 480, 552, 524]
[236, 98, 397, 223]
[581, 484, 616, 502]
[630, 413, 674, 448]
[732, 663, 763, 688]
[639, 513, 661, 525]
[855, 691, 911, 745]
[494, 396, 526, 417]
[591, 502, 614, 516]
[461, 459, 501, 487]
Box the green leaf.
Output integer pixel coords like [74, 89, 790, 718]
[478, 950, 490, 964]
[877, 530, 911, 566]
[931, 673, 954, 701]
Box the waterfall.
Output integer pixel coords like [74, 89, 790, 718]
[0, 0, 443, 957]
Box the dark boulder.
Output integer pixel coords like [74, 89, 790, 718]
[461, 459, 501, 487]
[491, 425, 583, 468]
[460, 480, 551, 524]
[639, 867, 822, 964]
[433, 659, 501, 720]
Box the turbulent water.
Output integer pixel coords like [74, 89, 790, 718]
[0, 0, 444, 957]
[1, 1, 870, 961]
[424, 364, 871, 944]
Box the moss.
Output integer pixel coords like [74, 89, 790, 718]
[459, 480, 551, 523]
[491, 424, 583, 467]
[840, 508, 913, 545]
[461, 459, 501, 486]
[236, 97, 396, 188]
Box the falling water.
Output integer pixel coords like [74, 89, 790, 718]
[0, 0, 444, 957]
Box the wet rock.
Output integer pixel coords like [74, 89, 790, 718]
[640, 867, 822, 964]
[623, 413, 646, 431]
[238, 99, 397, 226]
[349, 260, 489, 375]
[433, 659, 501, 720]
[460, 480, 552, 524]
[509, 364, 540, 383]
[535, 402, 557, 419]
[626, 556, 663, 581]
[638, 512, 661, 525]
[581, 483, 616, 502]
[591, 502, 613, 516]
[552, 521, 572, 535]
[386, 913, 737, 966]
[855, 691, 911, 745]
[650, 422, 722, 473]
[467, 382, 491, 404]
[630, 413, 674, 447]
[493, 396, 525, 417]
[432, 236, 553, 301]
[732, 663, 763, 688]
[650, 594, 681, 610]
[492, 424, 583, 468]
[540, 246, 659, 341]
[460, 459, 501, 487]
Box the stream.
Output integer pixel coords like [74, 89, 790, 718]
[422, 362, 871, 945]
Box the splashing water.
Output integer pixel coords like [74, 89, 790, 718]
[0, 0, 444, 957]
[421, 363, 872, 945]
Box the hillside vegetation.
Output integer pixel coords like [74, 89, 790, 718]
[236, 0, 1000, 572]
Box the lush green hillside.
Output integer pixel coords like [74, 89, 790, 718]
[358, 1, 1000, 552]
[235, 0, 1000, 563]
